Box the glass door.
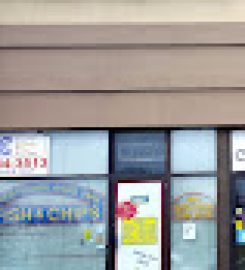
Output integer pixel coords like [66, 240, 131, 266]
[115, 180, 163, 270]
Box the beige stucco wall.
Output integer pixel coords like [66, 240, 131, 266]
[1, 0, 245, 24]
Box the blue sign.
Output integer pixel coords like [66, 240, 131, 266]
[0, 136, 12, 156]
[236, 230, 245, 244]
[0, 181, 105, 224]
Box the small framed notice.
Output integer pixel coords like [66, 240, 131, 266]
[183, 223, 196, 240]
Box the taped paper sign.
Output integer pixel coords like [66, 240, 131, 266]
[130, 195, 149, 205]
[235, 207, 245, 244]
[183, 223, 196, 240]
[122, 217, 158, 245]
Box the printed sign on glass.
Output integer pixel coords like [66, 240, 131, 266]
[173, 192, 216, 221]
[0, 181, 105, 224]
[0, 134, 49, 175]
[115, 132, 165, 174]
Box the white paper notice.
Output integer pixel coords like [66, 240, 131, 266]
[233, 131, 245, 171]
[183, 223, 196, 240]
[0, 134, 50, 175]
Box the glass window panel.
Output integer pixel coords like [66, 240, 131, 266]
[114, 132, 165, 174]
[0, 131, 108, 175]
[49, 131, 108, 174]
[171, 130, 217, 173]
[171, 177, 217, 270]
[0, 178, 108, 270]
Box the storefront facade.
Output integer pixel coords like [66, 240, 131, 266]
[1, 23, 245, 270]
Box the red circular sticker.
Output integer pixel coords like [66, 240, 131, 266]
[116, 201, 137, 220]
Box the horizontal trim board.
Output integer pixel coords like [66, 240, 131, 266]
[0, 175, 108, 180]
[2, 23, 245, 46]
[1, 87, 245, 94]
[2, 48, 245, 90]
[1, 43, 245, 50]
[0, 126, 234, 130]
[1, 92, 245, 127]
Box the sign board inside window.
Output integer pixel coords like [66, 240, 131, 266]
[0, 134, 50, 175]
[232, 131, 245, 171]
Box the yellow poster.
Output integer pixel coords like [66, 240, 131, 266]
[122, 217, 158, 245]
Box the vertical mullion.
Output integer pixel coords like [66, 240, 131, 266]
[164, 129, 171, 270]
[217, 129, 231, 270]
[108, 130, 115, 270]
[230, 173, 236, 270]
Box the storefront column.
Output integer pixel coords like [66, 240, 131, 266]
[217, 129, 231, 270]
